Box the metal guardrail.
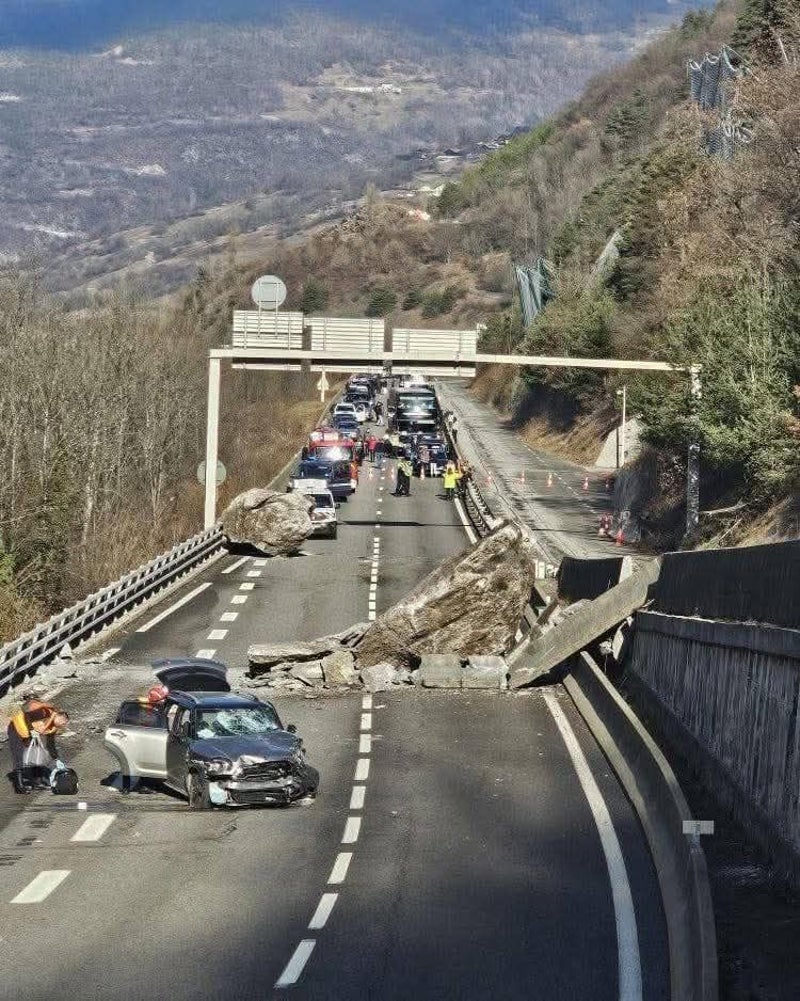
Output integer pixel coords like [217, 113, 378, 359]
[0, 527, 224, 694]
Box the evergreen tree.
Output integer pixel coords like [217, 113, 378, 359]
[730, 0, 795, 61]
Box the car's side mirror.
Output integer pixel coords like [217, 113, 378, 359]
[286, 724, 297, 734]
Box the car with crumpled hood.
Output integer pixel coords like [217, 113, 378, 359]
[104, 659, 319, 809]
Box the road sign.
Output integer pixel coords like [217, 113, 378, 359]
[251, 275, 287, 310]
[197, 459, 227, 486]
[316, 370, 330, 402]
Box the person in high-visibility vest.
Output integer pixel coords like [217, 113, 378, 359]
[443, 462, 459, 501]
[7, 701, 69, 793]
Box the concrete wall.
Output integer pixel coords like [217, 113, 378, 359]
[628, 609, 800, 867]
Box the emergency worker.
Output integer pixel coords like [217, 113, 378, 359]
[443, 462, 459, 501]
[7, 701, 69, 794]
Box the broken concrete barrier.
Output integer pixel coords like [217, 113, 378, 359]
[417, 654, 463, 689]
[510, 559, 661, 689]
[463, 655, 508, 690]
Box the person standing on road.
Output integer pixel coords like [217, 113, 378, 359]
[457, 460, 471, 498]
[367, 433, 378, 462]
[7, 701, 69, 794]
[395, 456, 412, 496]
[374, 400, 384, 425]
[443, 462, 459, 501]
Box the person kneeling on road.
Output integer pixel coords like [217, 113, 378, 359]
[7, 701, 69, 794]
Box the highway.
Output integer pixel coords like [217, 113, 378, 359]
[439, 382, 635, 564]
[0, 405, 669, 999]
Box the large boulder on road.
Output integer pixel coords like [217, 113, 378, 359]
[221, 487, 314, 556]
[322, 649, 357, 687]
[355, 522, 537, 669]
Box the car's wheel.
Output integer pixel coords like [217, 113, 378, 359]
[186, 771, 212, 811]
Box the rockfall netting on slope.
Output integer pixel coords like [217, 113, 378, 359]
[514, 258, 556, 327]
[688, 45, 752, 159]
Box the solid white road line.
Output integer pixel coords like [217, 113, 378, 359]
[359, 734, 372, 754]
[11, 870, 70, 904]
[220, 612, 239, 622]
[342, 816, 361, 844]
[221, 556, 250, 575]
[137, 582, 212, 633]
[350, 786, 366, 810]
[71, 813, 116, 843]
[207, 629, 228, 641]
[240, 582, 255, 591]
[362, 695, 373, 710]
[230, 595, 248, 605]
[543, 691, 642, 1001]
[355, 758, 370, 781]
[308, 893, 338, 931]
[275, 940, 316, 988]
[195, 649, 216, 659]
[328, 853, 353, 885]
[360, 713, 372, 731]
[453, 498, 478, 545]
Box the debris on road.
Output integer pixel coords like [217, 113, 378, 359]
[221, 487, 314, 555]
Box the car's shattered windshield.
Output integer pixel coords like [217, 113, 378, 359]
[196, 707, 281, 739]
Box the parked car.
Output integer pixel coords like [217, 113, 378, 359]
[291, 480, 338, 538]
[333, 402, 357, 420]
[104, 660, 320, 809]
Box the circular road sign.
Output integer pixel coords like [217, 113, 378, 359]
[197, 460, 227, 487]
[251, 275, 287, 310]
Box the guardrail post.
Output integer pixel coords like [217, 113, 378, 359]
[204, 355, 222, 529]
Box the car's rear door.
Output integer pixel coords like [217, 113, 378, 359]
[104, 701, 169, 779]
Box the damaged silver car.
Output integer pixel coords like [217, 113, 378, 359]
[104, 659, 320, 809]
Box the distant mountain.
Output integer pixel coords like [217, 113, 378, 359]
[0, 0, 697, 50]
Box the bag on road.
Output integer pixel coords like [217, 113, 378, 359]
[50, 766, 79, 795]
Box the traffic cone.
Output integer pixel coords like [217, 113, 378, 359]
[547, 472, 553, 488]
[615, 527, 625, 546]
[583, 476, 589, 491]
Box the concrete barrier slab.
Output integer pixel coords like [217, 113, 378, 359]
[463, 655, 507, 689]
[418, 654, 463, 689]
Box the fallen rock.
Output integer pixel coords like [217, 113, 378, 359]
[417, 654, 462, 689]
[322, 649, 357, 687]
[289, 662, 324, 687]
[248, 639, 342, 675]
[355, 522, 537, 669]
[221, 487, 314, 556]
[395, 668, 415, 686]
[360, 663, 397, 693]
[463, 655, 508, 690]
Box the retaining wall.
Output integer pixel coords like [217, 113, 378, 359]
[628, 609, 800, 870]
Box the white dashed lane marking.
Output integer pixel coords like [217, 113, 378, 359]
[230, 595, 248, 605]
[362, 695, 373, 710]
[342, 817, 361, 844]
[308, 893, 338, 931]
[71, 813, 116, 843]
[359, 734, 372, 754]
[247, 570, 262, 578]
[195, 649, 216, 659]
[240, 582, 255, 591]
[360, 713, 372, 731]
[328, 852, 353, 885]
[219, 612, 238, 622]
[355, 758, 370, 781]
[276, 940, 316, 988]
[11, 870, 70, 904]
[350, 786, 366, 810]
[207, 629, 228, 642]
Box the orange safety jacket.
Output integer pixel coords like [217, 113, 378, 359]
[9, 701, 59, 740]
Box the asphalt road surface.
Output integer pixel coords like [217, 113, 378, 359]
[0, 415, 669, 999]
[438, 382, 636, 564]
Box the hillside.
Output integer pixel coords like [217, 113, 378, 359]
[0, 0, 705, 292]
[197, 0, 797, 549]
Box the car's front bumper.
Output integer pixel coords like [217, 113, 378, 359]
[209, 764, 320, 807]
